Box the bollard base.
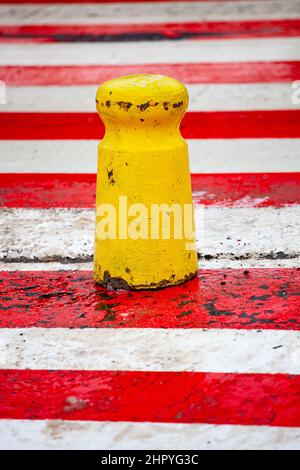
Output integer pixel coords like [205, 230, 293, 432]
[94, 268, 198, 291]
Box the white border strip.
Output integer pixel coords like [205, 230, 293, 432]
[1, 207, 299, 261]
[0, 1, 299, 25]
[0, 257, 299, 271]
[2, 139, 300, 174]
[0, 0, 300, 25]
[0, 38, 299, 65]
[1, 327, 300, 374]
[0, 419, 300, 450]
[2, 83, 299, 112]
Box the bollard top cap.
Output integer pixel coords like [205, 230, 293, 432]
[96, 74, 188, 124]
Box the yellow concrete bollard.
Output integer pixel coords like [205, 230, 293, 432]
[94, 74, 198, 290]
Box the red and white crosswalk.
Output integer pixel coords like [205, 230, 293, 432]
[0, 0, 299, 450]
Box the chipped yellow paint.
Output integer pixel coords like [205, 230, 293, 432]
[94, 74, 198, 290]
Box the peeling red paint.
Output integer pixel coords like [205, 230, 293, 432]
[1, 369, 300, 426]
[1, 269, 299, 329]
[1, 111, 300, 139]
[1, 19, 299, 43]
[2, 62, 300, 86]
[0, 173, 299, 209]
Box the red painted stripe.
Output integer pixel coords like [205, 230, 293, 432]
[191, 173, 300, 208]
[1, 19, 299, 42]
[1, 111, 299, 139]
[1, 369, 300, 426]
[1, 269, 299, 330]
[1, 62, 299, 86]
[183, 111, 300, 138]
[1, 173, 299, 209]
[0, 173, 97, 209]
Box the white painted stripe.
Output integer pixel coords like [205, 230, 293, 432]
[0, 38, 299, 65]
[2, 141, 99, 173]
[0, 0, 300, 24]
[196, 206, 300, 260]
[3, 83, 299, 112]
[2, 139, 300, 174]
[0, 207, 299, 261]
[0, 261, 95, 271]
[0, 327, 300, 374]
[196, 258, 300, 269]
[188, 139, 300, 174]
[0, 257, 298, 271]
[0, 1, 299, 25]
[1, 419, 300, 450]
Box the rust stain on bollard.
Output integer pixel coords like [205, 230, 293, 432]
[94, 74, 198, 290]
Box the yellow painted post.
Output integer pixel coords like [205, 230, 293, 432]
[94, 74, 198, 289]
